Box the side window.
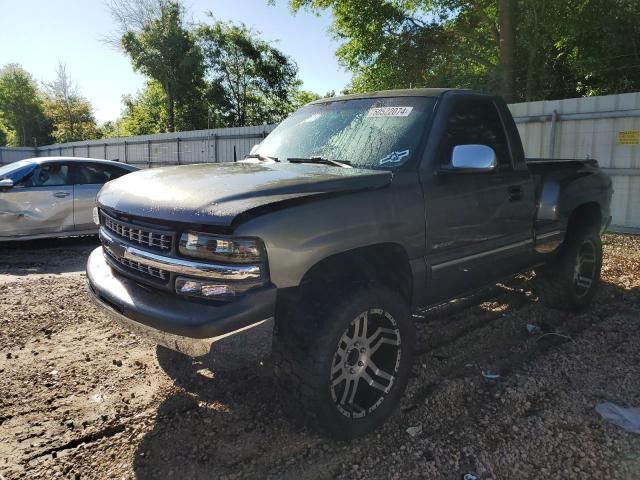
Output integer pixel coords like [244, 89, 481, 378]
[439, 99, 511, 168]
[71, 163, 129, 185]
[19, 163, 71, 187]
[102, 165, 130, 181]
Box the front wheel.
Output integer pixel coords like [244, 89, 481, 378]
[536, 228, 603, 311]
[273, 287, 415, 439]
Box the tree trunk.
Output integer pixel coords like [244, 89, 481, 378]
[525, 47, 536, 101]
[498, 0, 516, 102]
[166, 86, 175, 132]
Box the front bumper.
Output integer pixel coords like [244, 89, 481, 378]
[86, 247, 276, 356]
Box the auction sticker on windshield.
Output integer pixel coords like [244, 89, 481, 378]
[367, 106, 414, 117]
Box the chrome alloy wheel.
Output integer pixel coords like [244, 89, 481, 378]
[573, 239, 597, 297]
[330, 308, 402, 418]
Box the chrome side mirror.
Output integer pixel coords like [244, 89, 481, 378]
[448, 144, 498, 173]
[0, 178, 14, 190]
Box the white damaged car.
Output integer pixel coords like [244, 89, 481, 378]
[0, 157, 137, 241]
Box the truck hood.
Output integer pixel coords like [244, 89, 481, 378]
[97, 161, 392, 227]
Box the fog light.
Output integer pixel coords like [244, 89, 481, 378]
[175, 276, 254, 300]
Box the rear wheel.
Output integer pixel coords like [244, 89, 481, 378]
[536, 228, 602, 311]
[273, 287, 414, 439]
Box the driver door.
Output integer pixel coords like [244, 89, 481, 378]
[422, 96, 535, 302]
[0, 162, 74, 238]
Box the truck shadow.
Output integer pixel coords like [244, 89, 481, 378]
[134, 353, 318, 479]
[133, 277, 639, 479]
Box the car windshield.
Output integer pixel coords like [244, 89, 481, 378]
[0, 160, 37, 182]
[253, 96, 435, 170]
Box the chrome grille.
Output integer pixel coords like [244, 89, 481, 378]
[105, 250, 168, 281]
[101, 212, 172, 251]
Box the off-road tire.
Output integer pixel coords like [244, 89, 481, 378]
[536, 228, 602, 311]
[272, 287, 415, 439]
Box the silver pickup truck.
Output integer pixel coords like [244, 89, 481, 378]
[87, 89, 613, 438]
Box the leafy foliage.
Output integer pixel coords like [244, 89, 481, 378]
[0, 117, 8, 147]
[106, 79, 209, 136]
[197, 19, 300, 127]
[118, 80, 167, 135]
[288, 0, 640, 102]
[120, 1, 204, 131]
[43, 63, 100, 143]
[0, 64, 51, 146]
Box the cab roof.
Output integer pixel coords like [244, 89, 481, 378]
[16, 157, 136, 169]
[311, 88, 467, 104]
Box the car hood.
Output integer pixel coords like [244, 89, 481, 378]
[97, 161, 393, 227]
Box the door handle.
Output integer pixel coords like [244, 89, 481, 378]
[508, 185, 523, 202]
[53, 191, 70, 198]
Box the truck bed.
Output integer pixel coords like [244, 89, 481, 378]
[526, 157, 611, 247]
[526, 157, 599, 169]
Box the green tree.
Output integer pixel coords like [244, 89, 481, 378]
[43, 63, 100, 143]
[0, 117, 8, 146]
[118, 80, 167, 135]
[197, 19, 299, 126]
[114, 79, 209, 135]
[0, 64, 51, 146]
[291, 89, 322, 110]
[286, 0, 640, 102]
[115, 1, 204, 132]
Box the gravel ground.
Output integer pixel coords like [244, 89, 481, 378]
[1, 234, 639, 479]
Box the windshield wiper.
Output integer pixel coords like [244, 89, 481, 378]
[287, 156, 353, 168]
[245, 153, 280, 162]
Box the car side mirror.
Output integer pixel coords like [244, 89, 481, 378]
[439, 145, 498, 174]
[0, 178, 14, 190]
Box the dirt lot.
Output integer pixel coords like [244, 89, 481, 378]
[1, 234, 639, 480]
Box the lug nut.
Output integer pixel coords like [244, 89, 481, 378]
[358, 361, 364, 367]
[360, 347, 366, 353]
[350, 368, 355, 374]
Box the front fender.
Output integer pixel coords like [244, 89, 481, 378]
[234, 178, 425, 289]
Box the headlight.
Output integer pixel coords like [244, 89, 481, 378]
[176, 231, 266, 300]
[179, 231, 265, 263]
[93, 207, 100, 226]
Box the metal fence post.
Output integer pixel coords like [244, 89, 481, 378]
[104, 143, 107, 159]
[176, 137, 181, 165]
[59, 146, 62, 156]
[72, 145, 75, 157]
[147, 140, 151, 168]
[0, 148, 3, 164]
[548, 109, 559, 158]
[214, 134, 218, 163]
[124, 141, 128, 163]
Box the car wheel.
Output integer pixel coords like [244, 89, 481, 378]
[536, 228, 602, 311]
[273, 287, 415, 439]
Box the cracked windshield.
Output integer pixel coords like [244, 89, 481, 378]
[255, 97, 435, 169]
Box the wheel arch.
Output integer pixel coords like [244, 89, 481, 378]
[302, 242, 413, 300]
[274, 243, 414, 326]
[566, 201, 602, 236]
